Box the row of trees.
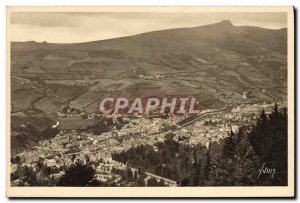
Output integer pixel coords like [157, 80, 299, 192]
[112, 136, 208, 181]
[207, 104, 287, 186]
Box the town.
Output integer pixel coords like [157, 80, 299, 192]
[10, 102, 281, 186]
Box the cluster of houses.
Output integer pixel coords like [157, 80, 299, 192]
[138, 74, 165, 80]
[11, 102, 277, 186]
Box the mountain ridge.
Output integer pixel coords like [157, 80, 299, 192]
[10, 20, 287, 113]
[11, 20, 287, 46]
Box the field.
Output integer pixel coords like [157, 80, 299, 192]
[10, 21, 287, 151]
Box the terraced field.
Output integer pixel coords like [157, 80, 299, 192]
[11, 20, 287, 115]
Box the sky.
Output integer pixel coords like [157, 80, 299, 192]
[10, 12, 287, 43]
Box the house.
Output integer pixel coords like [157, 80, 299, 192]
[44, 159, 57, 167]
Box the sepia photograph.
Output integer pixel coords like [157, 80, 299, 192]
[6, 6, 295, 198]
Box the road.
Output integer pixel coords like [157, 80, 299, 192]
[175, 107, 232, 130]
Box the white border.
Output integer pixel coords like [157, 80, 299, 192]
[0, 1, 297, 202]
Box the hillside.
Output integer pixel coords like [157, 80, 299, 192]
[11, 20, 287, 114]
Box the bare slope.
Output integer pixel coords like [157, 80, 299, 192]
[11, 20, 287, 112]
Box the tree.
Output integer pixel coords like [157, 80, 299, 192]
[57, 161, 95, 186]
[41, 127, 59, 139]
[179, 177, 190, 186]
[233, 133, 260, 186]
[126, 168, 133, 180]
[158, 178, 166, 186]
[136, 168, 146, 186]
[147, 177, 159, 186]
[133, 170, 138, 182]
[209, 128, 259, 186]
[203, 149, 212, 184]
[207, 154, 235, 186]
[23, 166, 38, 186]
[191, 161, 201, 186]
[222, 130, 236, 160]
[249, 104, 288, 185]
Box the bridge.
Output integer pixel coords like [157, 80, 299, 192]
[145, 171, 177, 187]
